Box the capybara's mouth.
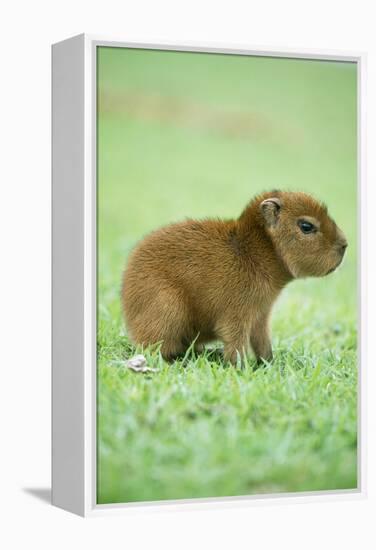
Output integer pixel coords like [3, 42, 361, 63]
[326, 258, 343, 276]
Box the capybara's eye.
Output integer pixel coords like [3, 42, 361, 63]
[298, 220, 316, 234]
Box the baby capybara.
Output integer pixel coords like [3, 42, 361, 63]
[122, 190, 347, 365]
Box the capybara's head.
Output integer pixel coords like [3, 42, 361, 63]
[259, 191, 347, 278]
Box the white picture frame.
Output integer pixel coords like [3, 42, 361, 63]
[52, 33, 366, 517]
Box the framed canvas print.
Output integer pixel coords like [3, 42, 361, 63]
[52, 34, 366, 516]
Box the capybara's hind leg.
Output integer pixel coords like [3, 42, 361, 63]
[160, 341, 186, 362]
[159, 316, 190, 362]
[136, 286, 190, 362]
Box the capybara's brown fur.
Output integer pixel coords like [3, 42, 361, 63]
[122, 190, 347, 365]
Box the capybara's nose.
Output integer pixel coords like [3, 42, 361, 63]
[339, 241, 348, 255]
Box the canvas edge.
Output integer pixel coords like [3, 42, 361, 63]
[357, 51, 367, 499]
[52, 33, 86, 516]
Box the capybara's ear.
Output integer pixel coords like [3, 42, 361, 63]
[260, 197, 281, 226]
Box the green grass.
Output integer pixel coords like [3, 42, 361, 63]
[97, 47, 358, 504]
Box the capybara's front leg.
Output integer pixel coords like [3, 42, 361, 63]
[217, 320, 250, 366]
[249, 312, 273, 363]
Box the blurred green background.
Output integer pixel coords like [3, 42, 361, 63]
[97, 47, 357, 504]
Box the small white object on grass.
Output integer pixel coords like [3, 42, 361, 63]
[125, 354, 158, 373]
